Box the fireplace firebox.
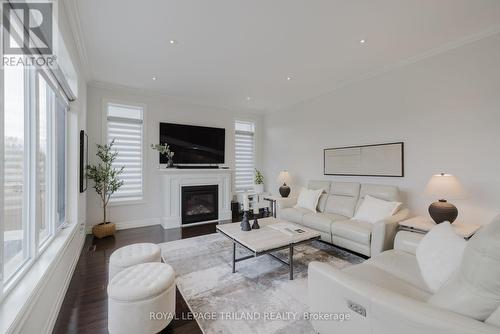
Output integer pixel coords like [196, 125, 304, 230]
[181, 185, 219, 224]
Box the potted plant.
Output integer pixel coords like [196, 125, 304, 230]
[151, 143, 175, 168]
[87, 140, 124, 238]
[254, 169, 264, 194]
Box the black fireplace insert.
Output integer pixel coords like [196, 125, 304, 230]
[181, 185, 219, 224]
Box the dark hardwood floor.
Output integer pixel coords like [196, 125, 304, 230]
[53, 223, 217, 334]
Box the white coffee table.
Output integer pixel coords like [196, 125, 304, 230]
[216, 217, 321, 280]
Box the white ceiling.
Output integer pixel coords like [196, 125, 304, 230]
[75, 0, 500, 112]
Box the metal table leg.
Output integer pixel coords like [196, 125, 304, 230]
[232, 241, 236, 273]
[289, 244, 294, 280]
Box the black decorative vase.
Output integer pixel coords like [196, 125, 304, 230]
[252, 217, 260, 229]
[279, 183, 291, 198]
[241, 211, 251, 231]
[428, 199, 458, 224]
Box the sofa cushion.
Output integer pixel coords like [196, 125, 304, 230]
[302, 212, 347, 233]
[324, 195, 358, 218]
[308, 180, 331, 193]
[280, 207, 310, 224]
[429, 214, 500, 321]
[367, 249, 431, 293]
[330, 182, 360, 197]
[324, 182, 360, 217]
[332, 219, 372, 245]
[343, 262, 431, 302]
[356, 184, 401, 212]
[486, 305, 500, 327]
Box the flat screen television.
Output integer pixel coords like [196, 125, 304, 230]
[159, 122, 225, 164]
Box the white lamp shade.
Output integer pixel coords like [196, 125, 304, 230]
[425, 173, 466, 200]
[277, 170, 291, 184]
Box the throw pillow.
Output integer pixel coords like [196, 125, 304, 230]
[416, 222, 466, 293]
[295, 188, 323, 212]
[428, 214, 500, 321]
[352, 195, 402, 223]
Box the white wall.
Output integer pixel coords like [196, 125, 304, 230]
[263, 33, 500, 225]
[86, 83, 263, 229]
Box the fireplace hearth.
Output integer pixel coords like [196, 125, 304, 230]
[181, 185, 219, 224]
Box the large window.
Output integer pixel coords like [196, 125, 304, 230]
[3, 64, 28, 282]
[106, 102, 144, 202]
[2, 67, 68, 290]
[234, 120, 255, 192]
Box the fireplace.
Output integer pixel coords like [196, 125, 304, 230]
[181, 185, 219, 224]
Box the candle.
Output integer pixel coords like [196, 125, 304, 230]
[243, 195, 249, 211]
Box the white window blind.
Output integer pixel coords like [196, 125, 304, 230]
[107, 103, 144, 202]
[234, 121, 255, 192]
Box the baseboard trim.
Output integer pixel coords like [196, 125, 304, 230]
[86, 218, 161, 234]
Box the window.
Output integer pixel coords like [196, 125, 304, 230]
[106, 102, 144, 202]
[2, 67, 68, 289]
[3, 64, 28, 282]
[234, 120, 255, 192]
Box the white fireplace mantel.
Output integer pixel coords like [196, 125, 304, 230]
[159, 168, 232, 229]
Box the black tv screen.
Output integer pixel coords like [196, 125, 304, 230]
[159, 123, 225, 164]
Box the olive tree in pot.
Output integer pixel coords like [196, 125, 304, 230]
[87, 140, 124, 238]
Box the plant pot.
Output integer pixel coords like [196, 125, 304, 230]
[92, 222, 116, 239]
[254, 184, 264, 194]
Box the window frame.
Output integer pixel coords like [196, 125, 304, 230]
[234, 119, 257, 193]
[35, 70, 68, 252]
[102, 98, 147, 206]
[1, 67, 69, 299]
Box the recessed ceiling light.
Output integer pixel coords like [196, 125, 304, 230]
[152, 76, 157, 81]
[246, 96, 251, 101]
[359, 39, 366, 45]
[169, 39, 177, 45]
[286, 75, 293, 81]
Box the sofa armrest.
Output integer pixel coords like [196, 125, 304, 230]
[276, 197, 297, 209]
[308, 262, 499, 334]
[370, 208, 410, 257]
[275, 197, 298, 218]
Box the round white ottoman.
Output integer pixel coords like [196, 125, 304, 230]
[107, 262, 176, 334]
[109, 243, 161, 280]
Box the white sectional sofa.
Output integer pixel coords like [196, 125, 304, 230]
[277, 180, 409, 257]
[308, 215, 500, 334]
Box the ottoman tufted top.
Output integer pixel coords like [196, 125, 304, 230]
[108, 262, 175, 301]
[109, 243, 161, 268]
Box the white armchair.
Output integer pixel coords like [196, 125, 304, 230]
[308, 261, 499, 334]
[308, 216, 500, 334]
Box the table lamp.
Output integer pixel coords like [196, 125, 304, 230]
[278, 170, 291, 198]
[425, 173, 466, 224]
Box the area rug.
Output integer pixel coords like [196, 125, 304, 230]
[159, 233, 364, 334]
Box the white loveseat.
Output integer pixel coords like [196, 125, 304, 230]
[277, 181, 409, 257]
[308, 216, 500, 334]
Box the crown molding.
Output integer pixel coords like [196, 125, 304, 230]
[62, 0, 91, 80]
[272, 25, 500, 113]
[88, 80, 267, 115]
